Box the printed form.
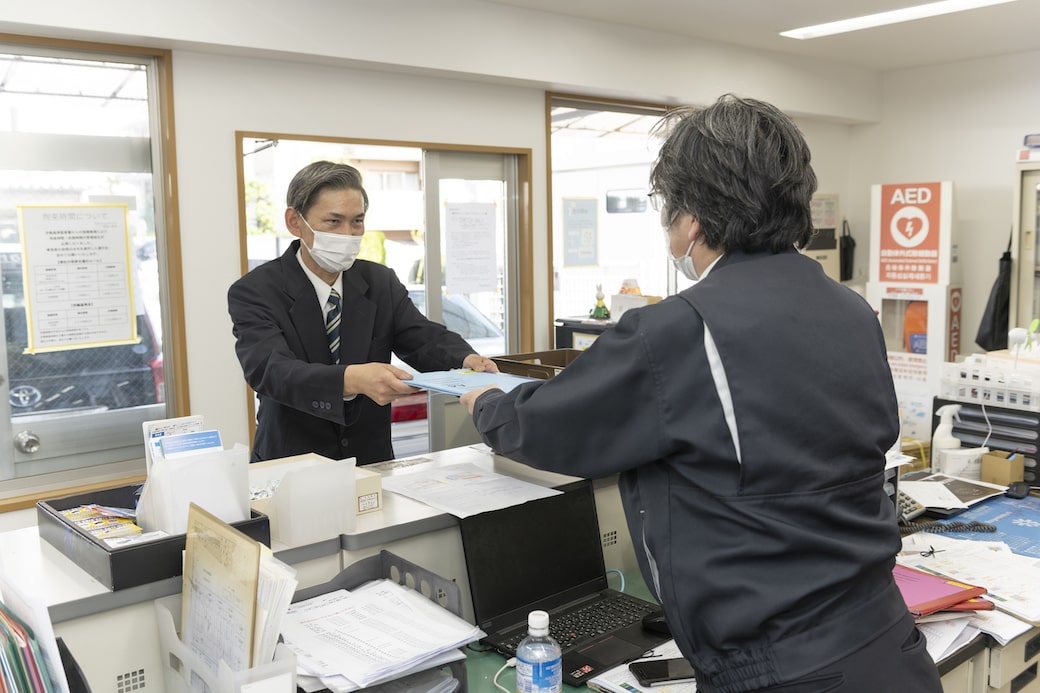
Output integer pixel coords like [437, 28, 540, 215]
[379, 462, 561, 518]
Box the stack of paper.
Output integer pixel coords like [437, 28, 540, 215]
[898, 532, 1040, 623]
[282, 580, 483, 692]
[181, 503, 299, 675]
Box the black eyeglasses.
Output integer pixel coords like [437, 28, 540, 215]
[648, 191, 666, 212]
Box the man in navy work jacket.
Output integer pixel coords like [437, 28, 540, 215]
[461, 95, 942, 693]
[229, 161, 497, 465]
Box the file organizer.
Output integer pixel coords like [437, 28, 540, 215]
[292, 550, 469, 693]
[931, 396, 1039, 483]
[154, 594, 297, 693]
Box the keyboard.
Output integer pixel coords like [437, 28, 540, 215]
[501, 594, 657, 653]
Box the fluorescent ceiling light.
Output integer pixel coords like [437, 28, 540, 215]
[780, 0, 1019, 40]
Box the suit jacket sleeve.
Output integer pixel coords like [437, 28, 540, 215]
[471, 308, 670, 478]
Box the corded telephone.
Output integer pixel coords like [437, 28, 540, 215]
[897, 489, 926, 523]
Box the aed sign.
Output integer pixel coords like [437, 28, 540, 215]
[878, 182, 942, 284]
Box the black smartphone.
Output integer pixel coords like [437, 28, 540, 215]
[628, 657, 697, 687]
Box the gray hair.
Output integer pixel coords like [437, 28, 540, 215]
[286, 161, 370, 216]
[649, 94, 817, 253]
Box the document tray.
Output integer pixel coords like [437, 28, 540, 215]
[292, 550, 468, 693]
[37, 484, 270, 590]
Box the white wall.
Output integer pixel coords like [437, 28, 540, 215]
[848, 50, 1040, 354]
[0, 0, 880, 122]
[3, 1, 1032, 448]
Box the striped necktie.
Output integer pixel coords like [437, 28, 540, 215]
[326, 288, 341, 364]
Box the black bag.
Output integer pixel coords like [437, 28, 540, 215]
[839, 219, 856, 282]
[975, 234, 1012, 351]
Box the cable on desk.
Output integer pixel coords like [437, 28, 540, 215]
[493, 657, 516, 693]
[899, 520, 997, 535]
[606, 568, 626, 593]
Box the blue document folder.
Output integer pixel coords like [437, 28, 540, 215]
[407, 370, 539, 397]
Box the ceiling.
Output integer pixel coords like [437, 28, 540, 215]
[486, 0, 1040, 71]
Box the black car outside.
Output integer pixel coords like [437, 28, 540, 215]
[1, 248, 164, 416]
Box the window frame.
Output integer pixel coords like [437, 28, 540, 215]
[0, 34, 187, 512]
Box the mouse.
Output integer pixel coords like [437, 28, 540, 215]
[641, 609, 671, 636]
[1006, 481, 1033, 499]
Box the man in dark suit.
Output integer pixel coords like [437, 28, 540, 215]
[228, 161, 498, 465]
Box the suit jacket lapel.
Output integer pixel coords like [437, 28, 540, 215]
[339, 268, 376, 365]
[280, 243, 333, 365]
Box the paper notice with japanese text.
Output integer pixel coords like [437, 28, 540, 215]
[16, 204, 137, 353]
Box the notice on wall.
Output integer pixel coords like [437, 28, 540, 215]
[16, 204, 137, 354]
[445, 202, 497, 294]
[876, 182, 944, 284]
[563, 197, 598, 267]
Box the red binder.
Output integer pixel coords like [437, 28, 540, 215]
[893, 564, 988, 617]
[941, 597, 995, 612]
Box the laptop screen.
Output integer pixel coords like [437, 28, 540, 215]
[460, 479, 609, 633]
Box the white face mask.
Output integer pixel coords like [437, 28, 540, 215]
[299, 215, 363, 273]
[665, 231, 699, 281]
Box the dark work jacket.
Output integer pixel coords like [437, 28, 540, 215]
[471, 249, 906, 693]
[228, 240, 476, 465]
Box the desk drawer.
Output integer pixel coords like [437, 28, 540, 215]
[990, 626, 1040, 690]
[988, 662, 1038, 693]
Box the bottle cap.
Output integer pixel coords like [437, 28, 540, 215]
[528, 610, 549, 633]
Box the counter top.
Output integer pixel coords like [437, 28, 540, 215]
[0, 444, 579, 624]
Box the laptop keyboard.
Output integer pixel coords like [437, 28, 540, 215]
[501, 594, 657, 653]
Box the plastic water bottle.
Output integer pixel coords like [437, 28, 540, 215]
[515, 610, 562, 693]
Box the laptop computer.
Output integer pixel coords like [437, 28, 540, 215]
[459, 479, 671, 686]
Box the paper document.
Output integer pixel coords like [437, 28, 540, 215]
[917, 617, 979, 662]
[586, 639, 696, 693]
[282, 580, 482, 690]
[901, 474, 1006, 510]
[181, 503, 261, 672]
[379, 462, 561, 518]
[407, 369, 538, 396]
[142, 414, 204, 470]
[898, 533, 1040, 622]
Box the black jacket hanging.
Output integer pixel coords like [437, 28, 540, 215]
[975, 233, 1012, 351]
[840, 219, 856, 282]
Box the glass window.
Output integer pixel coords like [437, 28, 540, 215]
[549, 96, 690, 328]
[0, 42, 180, 487]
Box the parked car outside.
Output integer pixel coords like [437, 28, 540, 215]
[389, 288, 505, 424]
[1, 245, 164, 416]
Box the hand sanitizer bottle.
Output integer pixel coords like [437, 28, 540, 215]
[515, 610, 562, 693]
[931, 404, 962, 473]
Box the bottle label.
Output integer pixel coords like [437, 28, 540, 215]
[516, 656, 562, 693]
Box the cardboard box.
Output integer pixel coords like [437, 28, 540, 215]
[980, 449, 1024, 486]
[492, 349, 583, 380]
[354, 466, 383, 514]
[37, 484, 270, 591]
[901, 439, 931, 473]
[609, 294, 662, 322]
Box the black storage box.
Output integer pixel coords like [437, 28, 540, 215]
[37, 484, 270, 591]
